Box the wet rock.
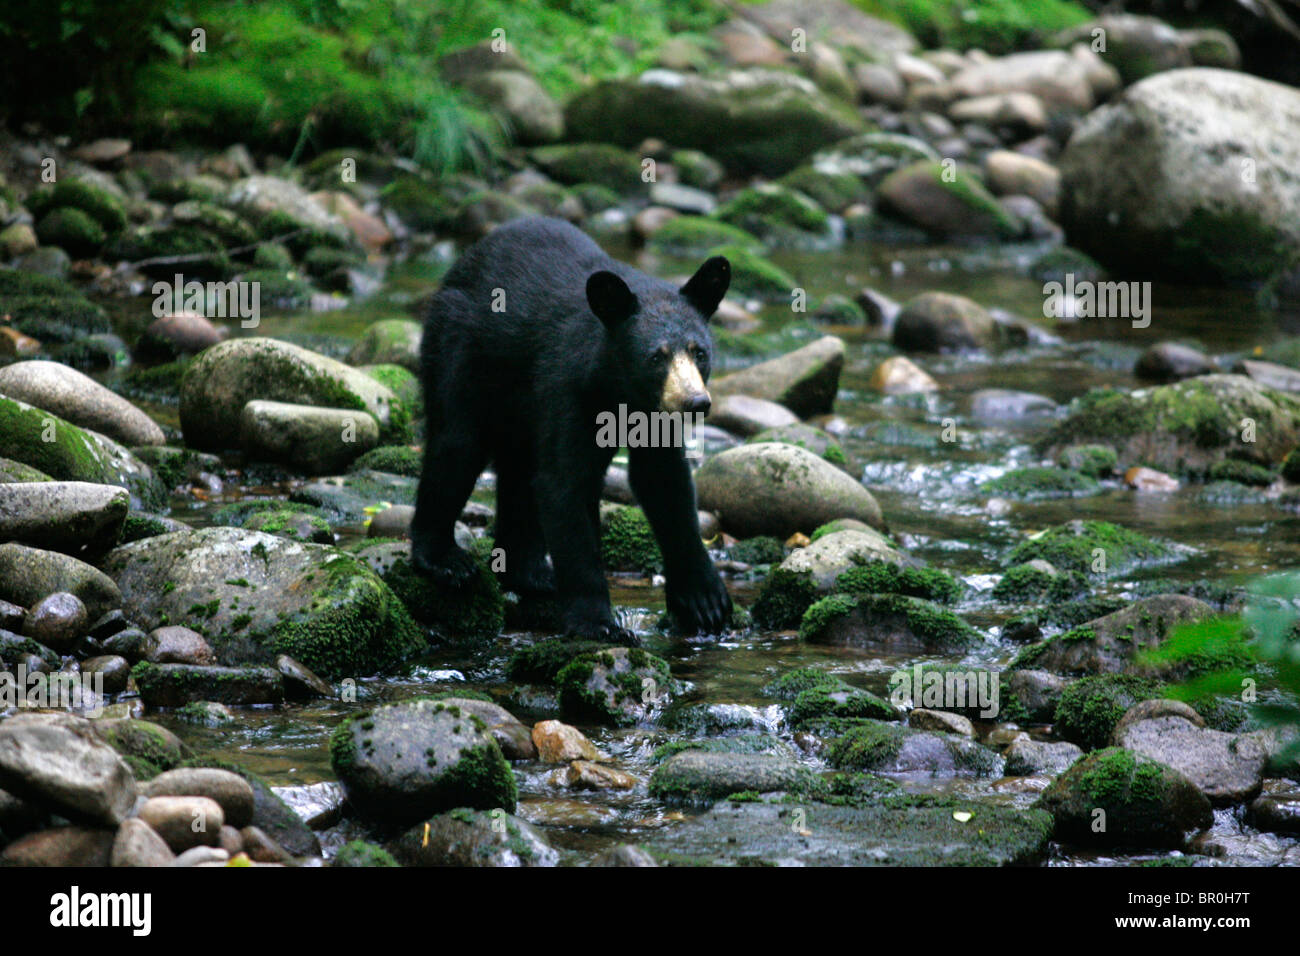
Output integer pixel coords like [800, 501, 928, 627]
[1113, 698, 1205, 736]
[909, 709, 974, 737]
[1035, 747, 1213, 848]
[89, 719, 189, 779]
[390, 808, 558, 866]
[649, 750, 818, 804]
[1236, 358, 1300, 394]
[22, 591, 88, 654]
[554, 760, 638, 791]
[239, 399, 380, 474]
[1124, 466, 1180, 491]
[556, 647, 676, 727]
[892, 292, 1009, 354]
[802, 592, 982, 653]
[132, 663, 284, 708]
[948, 92, 1047, 133]
[330, 697, 517, 826]
[1014, 595, 1216, 678]
[0, 481, 129, 557]
[983, 150, 1059, 217]
[136, 312, 228, 359]
[0, 713, 137, 825]
[0, 360, 164, 446]
[143, 768, 255, 828]
[707, 394, 799, 437]
[1113, 715, 1268, 805]
[709, 335, 844, 418]
[0, 825, 116, 866]
[565, 68, 867, 176]
[110, 818, 176, 867]
[276, 654, 333, 700]
[171, 846, 229, 867]
[970, 388, 1057, 421]
[225, 174, 350, 245]
[594, 843, 658, 866]
[1134, 342, 1213, 381]
[366, 504, 413, 539]
[531, 720, 601, 763]
[146, 626, 215, 665]
[1004, 739, 1083, 776]
[104, 527, 424, 680]
[239, 825, 294, 864]
[179, 337, 407, 452]
[877, 162, 1020, 241]
[1247, 791, 1300, 834]
[696, 443, 883, 538]
[869, 355, 938, 394]
[825, 720, 1002, 776]
[347, 318, 421, 372]
[431, 697, 535, 761]
[1004, 669, 1068, 723]
[1059, 69, 1300, 284]
[80, 655, 131, 695]
[776, 528, 903, 589]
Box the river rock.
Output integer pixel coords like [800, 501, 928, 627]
[877, 161, 1020, 241]
[143, 768, 255, 828]
[565, 68, 868, 176]
[1055, 15, 1192, 85]
[110, 818, 176, 867]
[1059, 69, 1300, 283]
[22, 591, 87, 654]
[331, 697, 517, 826]
[531, 720, 601, 763]
[0, 713, 137, 826]
[239, 399, 380, 474]
[136, 312, 228, 359]
[1004, 739, 1083, 776]
[1035, 747, 1213, 848]
[650, 750, 818, 803]
[1134, 342, 1214, 381]
[695, 443, 883, 538]
[0, 543, 120, 620]
[776, 528, 904, 589]
[179, 337, 405, 451]
[434, 697, 536, 761]
[1113, 715, 1268, 805]
[347, 318, 421, 372]
[465, 70, 564, 145]
[950, 50, 1096, 111]
[893, 292, 1003, 353]
[707, 394, 799, 437]
[983, 150, 1060, 216]
[103, 527, 424, 680]
[970, 388, 1057, 420]
[145, 626, 215, 665]
[0, 481, 129, 557]
[0, 361, 164, 446]
[389, 808, 557, 866]
[224, 175, 350, 244]
[133, 663, 284, 707]
[137, 796, 223, 852]
[709, 335, 844, 418]
[276, 653, 334, 699]
[0, 825, 116, 866]
[869, 356, 938, 394]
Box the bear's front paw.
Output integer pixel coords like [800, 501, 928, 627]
[411, 545, 480, 588]
[667, 568, 733, 636]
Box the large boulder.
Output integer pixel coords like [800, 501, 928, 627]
[565, 69, 868, 175]
[0, 714, 137, 826]
[239, 400, 379, 475]
[330, 698, 517, 827]
[0, 481, 128, 557]
[1059, 69, 1300, 283]
[1113, 714, 1268, 805]
[696, 443, 883, 538]
[709, 335, 844, 417]
[776, 528, 904, 589]
[102, 527, 424, 680]
[0, 361, 165, 446]
[179, 338, 408, 451]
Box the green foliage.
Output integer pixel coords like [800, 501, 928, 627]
[851, 0, 1090, 55]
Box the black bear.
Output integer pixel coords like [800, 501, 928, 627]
[411, 216, 732, 639]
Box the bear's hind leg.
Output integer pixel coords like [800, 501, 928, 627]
[410, 420, 488, 586]
[493, 455, 556, 597]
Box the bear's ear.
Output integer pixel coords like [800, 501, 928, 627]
[680, 256, 731, 319]
[586, 270, 638, 329]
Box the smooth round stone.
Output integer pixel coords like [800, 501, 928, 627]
[146, 626, 215, 665]
[276, 654, 334, 700]
[137, 796, 224, 853]
[80, 655, 131, 695]
[110, 818, 176, 867]
[142, 769, 255, 829]
[367, 504, 414, 539]
[22, 591, 88, 654]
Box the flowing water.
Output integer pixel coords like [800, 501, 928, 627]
[96, 234, 1300, 866]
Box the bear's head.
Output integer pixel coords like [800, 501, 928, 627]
[585, 256, 730, 416]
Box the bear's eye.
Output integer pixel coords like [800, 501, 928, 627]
[691, 345, 707, 363]
[651, 348, 669, 366]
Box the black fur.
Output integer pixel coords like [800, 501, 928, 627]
[411, 216, 732, 639]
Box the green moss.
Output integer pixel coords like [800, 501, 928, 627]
[34, 207, 106, 256]
[800, 592, 982, 649]
[1054, 675, 1165, 750]
[707, 243, 796, 302]
[833, 560, 962, 604]
[233, 267, 316, 308]
[1007, 520, 1172, 577]
[529, 143, 644, 193]
[825, 721, 907, 770]
[993, 563, 1088, 603]
[1283, 449, 1300, 483]
[751, 567, 819, 630]
[93, 719, 189, 775]
[713, 184, 829, 244]
[646, 215, 763, 256]
[382, 554, 503, 647]
[761, 666, 844, 701]
[1206, 459, 1276, 487]
[778, 166, 867, 213]
[333, 840, 400, 867]
[556, 648, 672, 727]
[727, 536, 785, 566]
[106, 226, 232, 279]
[118, 513, 171, 544]
[789, 685, 897, 727]
[600, 506, 663, 575]
[1074, 746, 1167, 808]
[981, 466, 1101, 499]
[349, 444, 422, 477]
[27, 179, 128, 234]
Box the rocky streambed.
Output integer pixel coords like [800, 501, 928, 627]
[2, 4, 1300, 867]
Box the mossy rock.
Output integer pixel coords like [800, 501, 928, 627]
[556, 646, 674, 727]
[388, 807, 557, 867]
[506, 638, 618, 684]
[106, 226, 232, 279]
[359, 364, 420, 412]
[1007, 519, 1175, 577]
[1055, 443, 1118, 477]
[825, 720, 1002, 776]
[332, 840, 400, 867]
[0, 457, 52, 482]
[760, 665, 844, 701]
[349, 444, 421, 477]
[981, 466, 1101, 500]
[35, 207, 106, 256]
[877, 160, 1021, 241]
[529, 143, 644, 194]
[713, 183, 830, 248]
[380, 552, 504, 647]
[27, 179, 128, 235]
[992, 563, 1087, 603]
[800, 592, 982, 652]
[891, 664, 1005, 721]
[707, 243, 795, 302]
[649, 750, 820, 806]
[232, 268, 317, 309]
[90, 718, 190, 781]
[645, 215, 763, 257]
[172, 200, 259, 249]
[751, 567, 819, 630]
[330, 698, 517, 828]
[788, 684, 897, 727]
[1035, 747, 1212, 848]
[1053, 675, 1166, 750]
[745, 422, 850, 471]
[600, 505, 663, 575]
[1205, 458, 1276, 486]
[777, 165, 868, 213]
[1039, 375, 1300, 476]
[650, 735, 792, 766]
[727, 535, 785, 566]
[832, 560, 962, 604]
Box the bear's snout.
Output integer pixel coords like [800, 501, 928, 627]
[660, 351, 709, 414]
